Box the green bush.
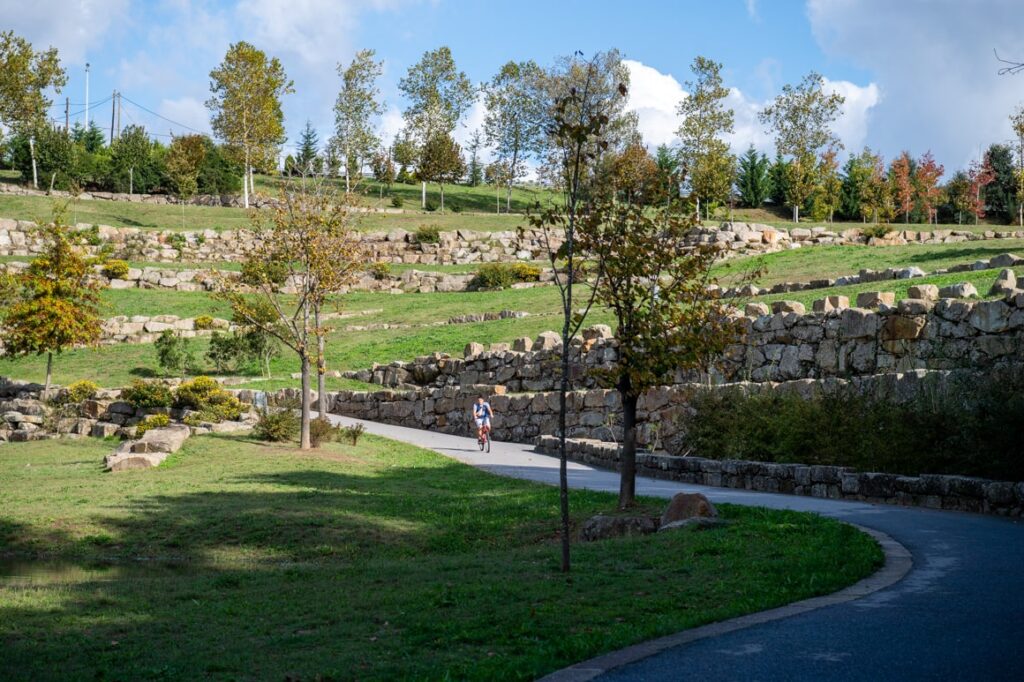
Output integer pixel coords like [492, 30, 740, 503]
[861, 224, 892, 239]
[101, 259, 130, 279]
[253, 408, 299, 442]
[390, 195, 403, 208]
[135, 413, 171, 437]
[155, 330, 196, 377]
[66, 379, 99, 403]
[424, 201, 438, 212]
[413, 225, 441, 244]
[368, 261, 391, 280]
[309, 417, 337, 449]
[241, 259, 288, 286]
[681, 368, 1024, 481]
[340, 423, 366, 446]
[194, 315, 214, 330]
[470, 262, 542, 290]
[167, 233, 188, 252]
[121, 380, 173, 409]
[174, 376, 243, 423]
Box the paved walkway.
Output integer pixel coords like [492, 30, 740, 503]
[329, 416, 1024, 681]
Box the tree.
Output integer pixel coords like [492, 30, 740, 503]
[8, 124, 74, 190]
[736, 145, 771, 208]
[418, 132, 465, 212]
[578, 203, 748, 508]
[0, 31, 67, 189]
[983, 144, 1017, 224]
[370, 149, 395, 187]
[814, 147, 842, 223]
[654, 144, 682, 205]
[525, 55, 625, 572]
[294, 120, 320, 175]
[768, 153, 790, 210]
[215, 180, 364, 448]
[483, 60, 545, 209]
[166, 134, 207, 228]
[155, 330, 196, 377]
[109, 125, 155, 194]
[392, 129, 418, 183]
[207, 41, 293, 208]
[610, 141, 660, 205]
[915, 151, 944, 225]
[1011, 105, 1024, 226]
[676, 56, 735, 221]
[333, 49, 383, 193]
[399, 47, 475, 144]
[862, 153, 893, 224]
[890, 151, 914, 223]
[465, 128, 484, 188]
[946, 171, 972, 225]
[966, 154, 996, 225]
[758, 72, 845, 221]
[840, 148, 875, 221]
[2, 207, 101, 393]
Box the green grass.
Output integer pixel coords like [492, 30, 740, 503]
[0, 434, 881, 680]
[717, 206, 1020, 235]
[716, 240, 1024, 287]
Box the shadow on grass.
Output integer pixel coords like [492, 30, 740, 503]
[903, 245, 1023, 266]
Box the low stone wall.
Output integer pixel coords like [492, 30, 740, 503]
[535, 436, 1024, 517]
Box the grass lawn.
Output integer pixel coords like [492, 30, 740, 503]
[0, 434, 881, 680]
[716, 240, 1024, 287]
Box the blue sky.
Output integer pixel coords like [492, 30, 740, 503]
[4, 0, 1023, 173]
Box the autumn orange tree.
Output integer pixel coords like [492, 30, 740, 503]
[966, 155, 996, 225]
[891, 151, 914, 223]
[2, 206, 101, 393]
[215, 178, 364, 448]
[578, 202, 751, 508]
[915, 151, 945, 225]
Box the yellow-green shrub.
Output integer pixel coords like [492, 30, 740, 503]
[135, 413, 171, 437]
[101, 259, 130, 279]
[66, 379, 99, 403]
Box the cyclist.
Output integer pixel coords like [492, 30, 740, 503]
[472, 396, 494, 444]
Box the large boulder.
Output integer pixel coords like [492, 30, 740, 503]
[580, 514, 658, 542]
[660, 492, 717, 527]
[938, 282, 979, 299]
[533, 331, 562, 351]
[104, 424, 191, 472]
[989, 269, 1018, 296]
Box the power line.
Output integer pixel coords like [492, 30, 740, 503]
[119, 94, 204, 134]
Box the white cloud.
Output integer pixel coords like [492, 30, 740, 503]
[623, 59, 686, 147]
[807, 0, 1021, 168]
[823, 77, 880, 153]
[0, 0, 128, 64]
[158, 97, 211, 135]
[745, 0, 760, 22]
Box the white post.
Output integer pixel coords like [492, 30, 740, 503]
[29, 137, 38, 189]
[421, 181, 426, 209]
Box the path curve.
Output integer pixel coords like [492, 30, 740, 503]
[328, 416, 1024, 681]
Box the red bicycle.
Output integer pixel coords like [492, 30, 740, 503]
[477, 424, 491, 452]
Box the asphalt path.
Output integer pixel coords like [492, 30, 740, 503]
[328, 415, 1024, 682]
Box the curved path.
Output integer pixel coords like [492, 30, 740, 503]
[328, 416, 1024, 681]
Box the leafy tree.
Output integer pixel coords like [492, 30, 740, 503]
[155, 329, 196, 377]
[966, 154, 996, 225]
[676, 56, 735, 220]
[392, 129, 418, 184]
[736, 145, 771, 208]
[207, 41, 293, 208]
[195, 138, 242, 194]
[166, 134, 207, 228]
[525, 55, 624, 572]
[294, 120, 320, 175]
[758, 72, 845, 221]
[70, 121, 105, 153]
[370, 149, 396, 187]
[109, 125, 157, 194]
[578, 203, 749, 508]
[399, 47, 474, 145]
[610, 141, 660, 205]
[418, 132, 465, 212]
[333, 49, 383, 192]
[0, 30, 66, 188]
[983, 144, 1017, 224]
[483, 60, 545, 209]
[465, 128, 484, 187]
[768, 153, 790, 210]
[945, 171, 972, 225]
[1011, 105, 1024, 226]
[215, 180, 364, 448]
[813, 147, 842, 223]
[840, 148, 875, 221]
[861, 152, 893, 224]
[654, 144, 682, 204]
[8, 125, 75, 190]
[2, 207, 101, 392]
[914, 151, 944, 225]
[890, 151, 914, 223]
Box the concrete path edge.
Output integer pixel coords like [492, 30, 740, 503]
[537, 524, 913, 682]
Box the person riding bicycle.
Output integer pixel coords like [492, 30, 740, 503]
[472, 396, 493, 443]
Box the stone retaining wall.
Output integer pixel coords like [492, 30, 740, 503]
[534, 436, 1024, 517]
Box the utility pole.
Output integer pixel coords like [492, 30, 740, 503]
[64, 97, 69, 132]
[116, 92, 121, 138]
[84, 63, 90, 129]
[110, 90, 116, 145]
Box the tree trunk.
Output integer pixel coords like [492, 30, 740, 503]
[618, 383, 638, 509]
[439, 184, 445, 213]
[300, 352, 311, 449]
[315, 307, 327, 420]
[558, 287, 572, 574]
[29, 137, 38, 189]
[695, 196, 700, 222]
[242, 149, 250, 209]
[421, 181, 426, 209]
[793, 204, 799, 223]
[44, 352, 53, 395]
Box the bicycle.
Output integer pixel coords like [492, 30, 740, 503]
[477, 424, 491, 452]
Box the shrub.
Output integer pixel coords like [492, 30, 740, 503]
[241, 259, 288, 286]
[470, 262, 542, 290]
[390, 195, 403, 208]
[369, 261, 392, 280]
[194, 315, 214, 330]
[680, 368, 1024, 481]
[309, 417, 337, 448]
[66, 379, 99, 403]
[424, 201, 438, 212]
[122, 380, 173, 409]
[413, 225, 441, 244]
[450, 202, 462, 213]
[340, 423, 366, 446]
[135, 413, 171, 437]
[174, 376, 243, 423]
[167, 232, 188, 251]
[253, 408, 299, 442]
[101, 259, 130, 279]
[206, 330, 246, 372]
[861, 224, 892, 239]
[155, 330, 196, 377]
